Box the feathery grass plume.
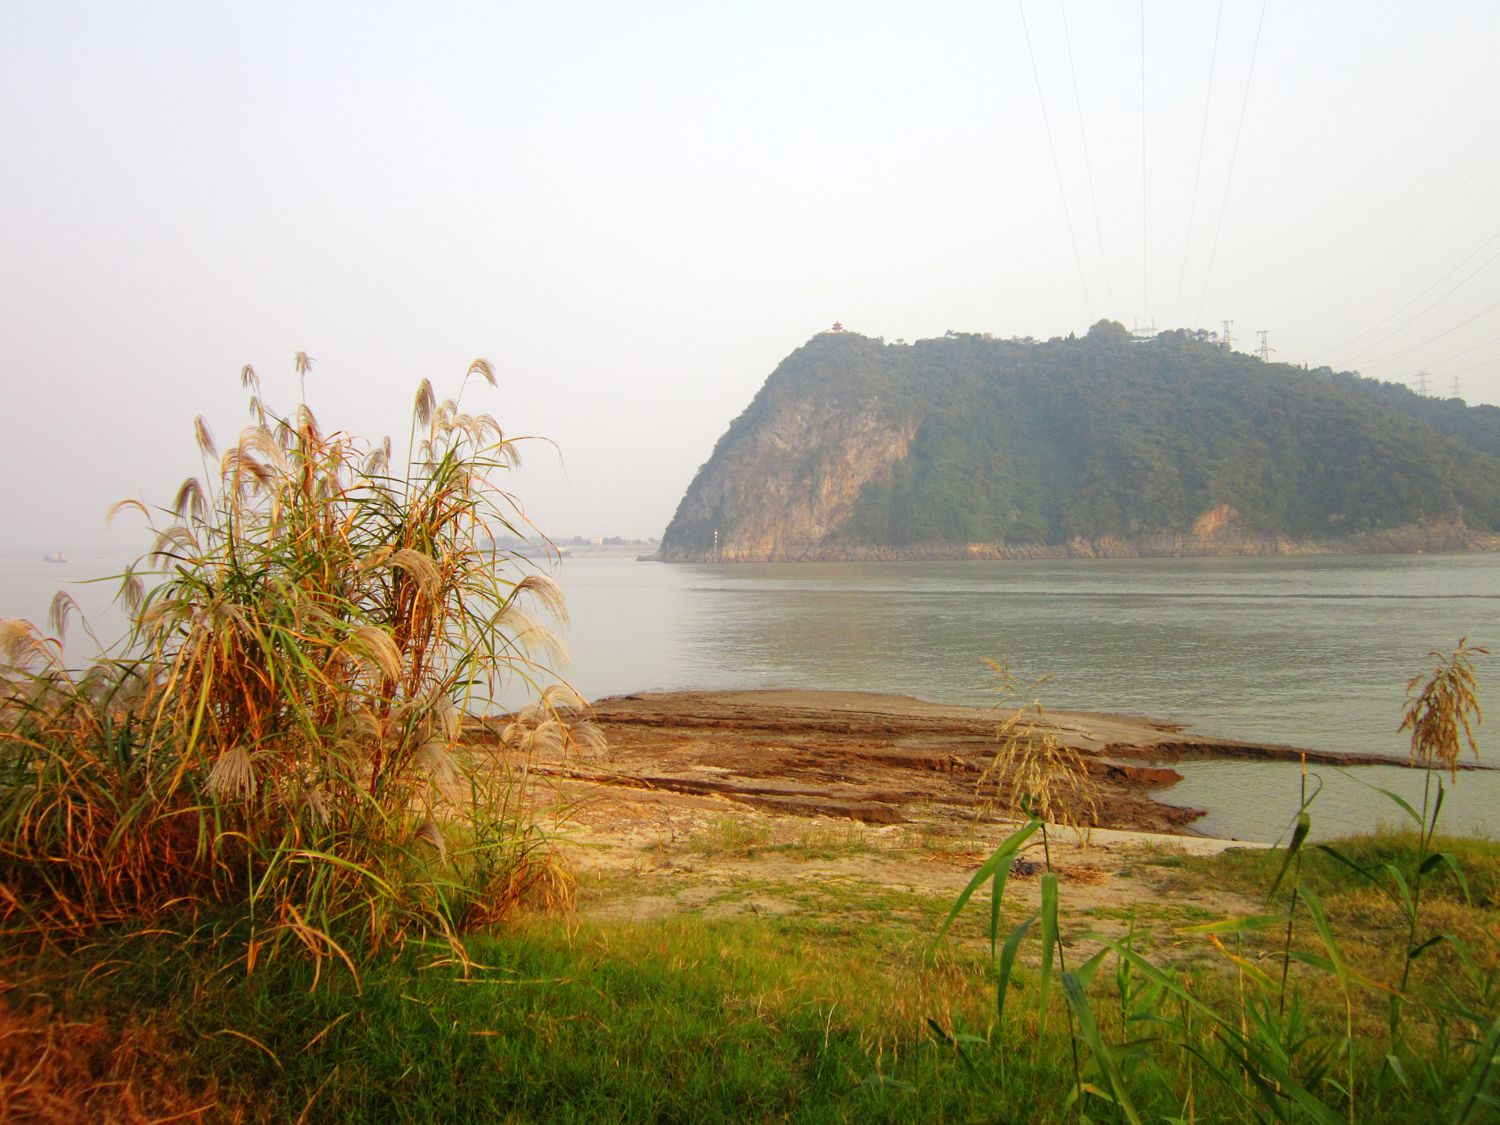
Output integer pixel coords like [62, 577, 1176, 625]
[512, 573, 569, 626]
[171, 476, 209, 524]
[116, 566, 145, 617]
[0, 352, 587, 972]
[413, 379, 436, 428]
[206, 744, 256, 800]
[466, 357, 497, 388]
[1401, 638, 1486, 779]
[193, 415, 217, 458]
[45, 593, 82, 643]
[978, 661, 1099, 844]
[0, 619, 62, 676]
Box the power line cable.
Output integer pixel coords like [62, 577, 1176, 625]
[1340, 241, 1500, 365]
[1140, 0, 1149, 321]
[1303, 139, 1500, 340]
[1059, 0, 1113, 311]
[1019, 0, 1093, 320]
[1412, 328, 1500, 373]
[1315, 225, 1500, 361]
[1435, 353, 1500, 380]
[1195, 0, 1268, 324]
[1353, 295, 1500, 371]
[1173, 0, 1224, 324]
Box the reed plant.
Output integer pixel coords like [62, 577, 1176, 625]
[937, 642, 1498, 1123]
[0, 357, 588, 969]
[980, 661, 1100, 847]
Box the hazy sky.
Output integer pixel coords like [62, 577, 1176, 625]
[3, 1, 1499, 553]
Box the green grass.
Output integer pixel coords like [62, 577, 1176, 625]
[17, 909, 1076, 1123]
[7, 827, 1496, 1122]
[681, 816, 890, 861]
[1176, 828, 1500, 908]
[8, 828, 1489, 1123]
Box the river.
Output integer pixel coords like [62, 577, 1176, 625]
[4, 549, 1496, 842]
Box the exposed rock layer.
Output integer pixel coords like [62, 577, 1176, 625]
[474, 690, 1418, 835]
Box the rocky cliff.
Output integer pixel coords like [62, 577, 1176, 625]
[656, 324, 1500, 562]
[655, 332, 917, 561]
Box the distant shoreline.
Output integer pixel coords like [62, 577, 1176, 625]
[556, 541, 659, 559]
[650, 522, 1500, 563]
[497, 540, 660, 561]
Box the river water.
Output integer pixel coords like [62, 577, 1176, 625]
[4, 549, 1496, 842]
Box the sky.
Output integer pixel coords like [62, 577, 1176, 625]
[3, 1, 1499, 554]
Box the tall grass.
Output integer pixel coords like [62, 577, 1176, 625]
[0, 357, 589, 968]
[939, 642, 1498, 1123]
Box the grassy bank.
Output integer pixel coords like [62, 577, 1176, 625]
[3, 826, 1495, 1123]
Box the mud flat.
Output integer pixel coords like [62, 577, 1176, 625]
[479, 689, 1402, 838]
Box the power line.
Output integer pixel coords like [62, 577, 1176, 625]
[1316, 226, 1500, 362]
[1420, 329, 1500, 372]
[1436, 354, 1499, 380]
[1059, 0, 1114, 312]
[1195, 0, 1269, 324]
[1341, 243, 1500, 366]
[1018, 0, 1093, 320]
[1140, 0, 1149, 321]
[1173, 0, 1224, 324]
[1355, 294, 1500, 370]
[1302, 139, 1500, 337]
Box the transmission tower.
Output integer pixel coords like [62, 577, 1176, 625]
[1220, 320, 1234, 353]
[1452, 373, 1462, 400]
[1415, 369, 1430, 396]
[1256, 330, 1273, 362]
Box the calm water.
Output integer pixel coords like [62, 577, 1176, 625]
[552, 554, 1499, 842]
[4, 550, 1497, 842]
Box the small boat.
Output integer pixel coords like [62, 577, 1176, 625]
[43, 551, 67, 564]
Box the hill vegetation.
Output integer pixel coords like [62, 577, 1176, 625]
[658, 323, 1500, 560]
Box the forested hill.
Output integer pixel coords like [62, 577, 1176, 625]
[655, 321, 1500, 562]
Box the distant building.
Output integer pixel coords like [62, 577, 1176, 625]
[829, 321, 844, 333]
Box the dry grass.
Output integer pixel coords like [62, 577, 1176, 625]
[1401, 637, 1486, 778]
[0, 992, 221, 1124]
[0, 356, 589, 969]
[978, 662, 1100, 844]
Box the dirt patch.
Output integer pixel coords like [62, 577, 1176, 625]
[483, 690, 1286, 935]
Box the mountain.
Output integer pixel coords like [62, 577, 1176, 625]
[655, 322, 1500, 561]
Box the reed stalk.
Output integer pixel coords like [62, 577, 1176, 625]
[0, 356, 589, 971]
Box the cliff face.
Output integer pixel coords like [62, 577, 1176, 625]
[656, 325, 1500, 562]
[657, 332, 920, 561]
[655, 399, 916, 561]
